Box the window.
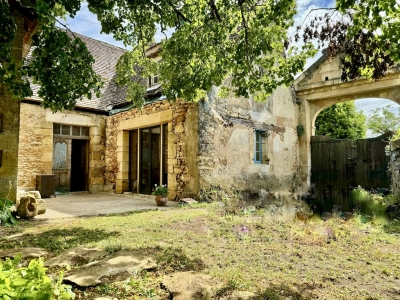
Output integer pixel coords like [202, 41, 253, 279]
[53, 124, 90, 137]
[253, 130, 269, 164]
[148, 74, 160, 87]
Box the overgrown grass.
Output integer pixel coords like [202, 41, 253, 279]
[1, 205, 400, 299]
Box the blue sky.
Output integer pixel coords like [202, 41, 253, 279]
[57, 0, 399, 123]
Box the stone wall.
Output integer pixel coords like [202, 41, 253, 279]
[18, 103, 107, 192]
[0, 13, 24, 201]
[105, 100, 199, 199]
[198, 85, 301, 202]
[390, 139, 400, 196]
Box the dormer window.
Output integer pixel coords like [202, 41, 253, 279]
[148, 74, 159, 88]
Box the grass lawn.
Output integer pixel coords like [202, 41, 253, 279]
[1, 204, 400, 299]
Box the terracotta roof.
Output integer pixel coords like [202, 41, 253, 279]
[26, 32, 128, 112]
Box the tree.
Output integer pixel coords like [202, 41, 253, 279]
[295, 0, 400, 83]
[1, 0, 317, 110]
[315, 101, 366, 140]
[367, 105, 400, 136]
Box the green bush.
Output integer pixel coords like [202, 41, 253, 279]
[0, 255, 75, 299]
[0, 196, 17, 226]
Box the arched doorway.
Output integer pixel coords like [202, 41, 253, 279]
[294, 53, 400, 188]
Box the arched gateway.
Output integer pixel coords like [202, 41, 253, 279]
[294, 51, 400, 185]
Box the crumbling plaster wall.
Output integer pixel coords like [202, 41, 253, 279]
[17, 103, 106, 192]
[198, 85, 301, 199]
[105, 100, 199, 199]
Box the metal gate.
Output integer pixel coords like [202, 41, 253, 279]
[310, 134, 391, 211]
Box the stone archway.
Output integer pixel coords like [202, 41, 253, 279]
[294, 52, 400, 186]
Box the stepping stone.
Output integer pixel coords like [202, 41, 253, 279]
[162, 271, 221, 300]
[0, 248, 48, 260]
[64, 251, 157, 287]
[45, 247, 109, 267]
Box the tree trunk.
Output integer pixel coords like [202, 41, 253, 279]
[0, 11, 23, 201]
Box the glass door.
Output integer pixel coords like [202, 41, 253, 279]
[140, 126, 161, 194]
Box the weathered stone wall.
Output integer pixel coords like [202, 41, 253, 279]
[105, 100, 199, 199]
[18, 103, 107, 192]
[0, 13, 24, 201]
[389, 139, 400, 196]
[198, 85, 301, 201]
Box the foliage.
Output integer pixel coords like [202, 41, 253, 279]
[296, 124, 304, 138]
[0, 182, 17, 226]
[1, 0, 317, 111]
[0, 196, 17, 226]
[115, 47, 157, 108]
[0, 0, 102, 112]
[151, 185, 168, 197]
[0, 255, 75, 299]
[367, 105, 400, 136]
[315, 101, 366, 139]
[294, 0, 400, 82]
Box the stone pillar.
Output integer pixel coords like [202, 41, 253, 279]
[389, 139, 400, 196]
[115, 130, 129, 193]
[298, 100, 313, 187]
[0, 13, 23, 201]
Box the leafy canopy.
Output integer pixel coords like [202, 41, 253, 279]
[367, 105, 400, 136]
[296, 0, 400, 82]
[315, 101, 366, 140]
[1, 0, 317, 110]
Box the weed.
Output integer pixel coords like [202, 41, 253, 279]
[104, 243, 122, 253]
[0, 181, 17, 226]
[156, 247, 205, 272]
[215, 277, 246, 298]
[260, 284, 309, 300]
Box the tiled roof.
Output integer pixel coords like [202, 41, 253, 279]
[26, 32, 128, 112]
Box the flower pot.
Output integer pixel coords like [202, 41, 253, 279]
[155, 195, 168, 206]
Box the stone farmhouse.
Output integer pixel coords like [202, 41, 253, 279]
[16, 33, 306, 202]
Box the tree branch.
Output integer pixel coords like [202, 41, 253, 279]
[47, 14, 77, 39]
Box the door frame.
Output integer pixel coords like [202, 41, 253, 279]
[129, 124, 166, 195]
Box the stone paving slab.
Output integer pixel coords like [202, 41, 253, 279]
[35, 192, 178, 219]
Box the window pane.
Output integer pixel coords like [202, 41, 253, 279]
[72, 126, 80, 136]
[153, 75, 159, 84]
[256, 142, 260, 151]
[256, 152, 260, 162]
[53, 124, 60, 135]
[81, 127, 89, 137]
[61, 125, 70, 135]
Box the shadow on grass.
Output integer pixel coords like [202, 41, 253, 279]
[154, 246, 206, 273]
[216, 283, 313, 300]
[0, 227, 119, 254]
[256, 284, 312, 300]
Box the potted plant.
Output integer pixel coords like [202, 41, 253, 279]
[152, 185, 168, 206]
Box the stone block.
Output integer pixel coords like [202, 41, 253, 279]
[91, 177, 104, 185]
[36, 199, 46, 215]
[174, 124, 185, 133]
[90, 184, 104, 193]
[17, 196, 38, 219]
[174, 167, 183, 174]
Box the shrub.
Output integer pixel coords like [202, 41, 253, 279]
[0, 255, 75, 299]
[0, 196, 17, 226]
